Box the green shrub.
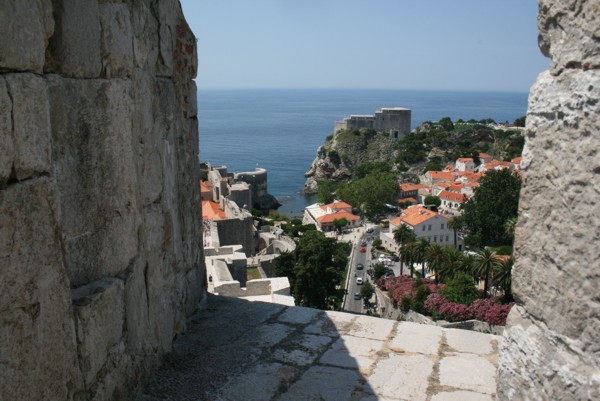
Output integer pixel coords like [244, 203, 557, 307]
[441, 271, 479, 306]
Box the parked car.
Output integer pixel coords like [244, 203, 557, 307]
[356, 263, 364, 270]
[356, 277, 363, 285]
[359, 247, 366, 253]
[366, 227, 374, 233]
[361, 240, 367, 247]
[354, 292, 361, 300]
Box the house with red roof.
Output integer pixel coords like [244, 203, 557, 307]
[455, 157, 475, 172]
[380, 205, 463, 252]
[303, 200, 360, 232]
[438, 190, 469, 212]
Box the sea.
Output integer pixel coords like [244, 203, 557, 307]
[197, 89, 528, 217]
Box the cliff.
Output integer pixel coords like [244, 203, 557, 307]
[0, 1, 203, 400]
[304, 128, 396, 192]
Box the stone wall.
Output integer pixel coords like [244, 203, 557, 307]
[498, 1, 600, 400]
[0, 1, 204, 400]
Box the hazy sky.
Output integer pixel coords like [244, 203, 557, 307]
[179, 0, 548, 92]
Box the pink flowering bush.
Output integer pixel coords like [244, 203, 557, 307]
[471, 298, 515, 326]
[425, 293, 514, 326]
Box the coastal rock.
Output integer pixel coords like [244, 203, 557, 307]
[0, 77, 13, 184]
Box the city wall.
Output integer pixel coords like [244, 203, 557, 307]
[0, 1, 203, 400]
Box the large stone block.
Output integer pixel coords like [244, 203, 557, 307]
[99, 3, 134, 78]
[130, 0, 159, 72]
[0, 78, 13, 184]
[538, 0, 600, 74]
[72, 277, 125, 387]
[46, 0, 102, 77]
[46, 76, 139, 287]
[0, 177, 82, 400]
[5, 73, 52, 181]
[0, 0, 53, 73]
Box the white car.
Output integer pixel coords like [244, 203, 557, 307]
[356, 277, 363, 285]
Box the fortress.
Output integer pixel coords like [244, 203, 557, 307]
[0, 1, 598, 400]
[334, 107, 411, 139]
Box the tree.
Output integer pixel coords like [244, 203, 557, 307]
[360, 282, 375, 302]
[316, 180, 336, 204]
[504, 217, 517, 242]
[513, 115, 526, 127]
[493, 256, 514, 302]
[461, 169, 521, 246]
[292, 230, 348, 309]
[394, 224, 415, 275]
[353, 161, 392, 179]
[447, 216, 463, 249]
[336, 171, 398, 218]
[372, 238, 382, 248]
[372, 263, 386, 280]
[424, 195, 441, 208]
[437, 247, 464, 282]
[472, 248, 500, 298]
[442, 271, 479, 305]
[402, 240, 417, 277]
[415, 238, 430, 278]
[332, 218, 348, 235]
[438, 117, 455, 131]
[425, 244, 445, 283]
[274, 251, 297, 286]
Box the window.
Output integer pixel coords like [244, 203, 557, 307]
[441, 223, 445, 230]
[433, 235, 437, 242]
[422, 225, 426, 231]
[446, 235, 449, 242]
[428, 224, 432, 231]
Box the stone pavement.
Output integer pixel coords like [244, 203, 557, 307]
[137, 295, 500, 401]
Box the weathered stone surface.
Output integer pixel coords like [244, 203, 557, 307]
[46, 76, 139, 287]
[439, 354, 497, 395]
[498, 2, 600, 398]
[445, 328, 495, 355]
[389, 321, 442, 354]
[277, 365, 362, 401]
[0, 0, 53, 73]
[368, 354, 433, 401]
[320, 335, 384, 371]
[99, 3, 134, 78]
[5, 73, 52, 180]
[0, 178, 82, 401]
[538, 0, 600, 74]
[1, 1, 202, 400]
[0, 77, 13, 184]
[431, 391, 493, 401]
[218, 363, 298, 401]
[72, 278, 125, 386]
[46, 0, 102, 77]
[346, 315, 396, 341]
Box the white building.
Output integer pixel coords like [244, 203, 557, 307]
[455, 157, 475, 172]
[379, 205, 464, 252]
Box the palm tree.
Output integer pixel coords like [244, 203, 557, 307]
[394, 224, 415, 275]
[472, 248, 500, 298]
[493, 256, 514, 302]
[438, 247, 463, 282]
[415, 238, 430, 278]
[402, 240, 417, 277]
[447, 216, 463, 249]
[425, 244, 445, 283]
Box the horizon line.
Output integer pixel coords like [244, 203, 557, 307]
[194, 86, 531, 94]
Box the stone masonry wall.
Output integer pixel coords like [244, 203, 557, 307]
[0, 1, 204, 400]
[498, 1, 600, 400]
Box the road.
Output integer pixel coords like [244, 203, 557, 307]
[343, 226, 380, 314]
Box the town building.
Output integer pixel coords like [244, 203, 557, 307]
[380, 205, 463, 253]
[303, 200, 360, 231]
[455, 157, 475, 172]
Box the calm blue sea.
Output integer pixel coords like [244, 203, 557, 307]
[197, 89, 528, 217]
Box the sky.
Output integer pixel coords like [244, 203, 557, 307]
[179, 0, 549, 93]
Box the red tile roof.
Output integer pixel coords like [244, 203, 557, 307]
[426, 171, 456, 181]
[399, 183, 422, 192]
[202, 200, 226, 220]
[317, 210, 359, 224]
[400, 206, 447, 227]
[438, 190, 468, 203]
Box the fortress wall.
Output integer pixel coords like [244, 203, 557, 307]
[498, 1, 600, 399]
[0, 1, 204, 400]
[235, 168, 269, 199]
[215, 217, 256, 257]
